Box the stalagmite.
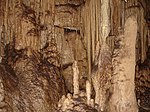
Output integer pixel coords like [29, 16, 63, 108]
[0, 79, 4, 103]
[110, 15, 138, 112]
[0, 74, 6, 111]
[86, 80, 91, 105]
[90, 99, 95, 107]
[72, 60, 79, 96]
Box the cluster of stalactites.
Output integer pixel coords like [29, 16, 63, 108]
[0, 0, 55, 58]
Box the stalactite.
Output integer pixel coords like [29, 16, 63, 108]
[83, 0, 102, 84]
[137, 2, 147, 62]
[121, 0, 125, 30]
[92, 0, 112, 111]
[4, 0, 8, 45]
[148, 30, 150, 46]
[83, 0, 112, 111]
[110, 0, 114, 35]
[91, 0, 95, 62]
[86, 0, 92, 83]
[111, 0, 120, 35]
[100, 0, 110, 43]
[0, 25, 5, 57]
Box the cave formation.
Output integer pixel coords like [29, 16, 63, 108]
[0, 0, 149, 112]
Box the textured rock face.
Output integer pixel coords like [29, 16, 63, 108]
[135, 47, 150, 111]
[54, 3, 87, 93]
[0, 43, 66, 112]
[0, 0, 150, 112]
[0, 0, 86, 111]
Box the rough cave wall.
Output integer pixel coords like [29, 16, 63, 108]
[0, 0, 149, 112]
[135, 0, 150, 111]
[0, 0, 87, 111]
[82, 0, 150, 111]
[54, 0, 87, 93]
[0, 0, 67, 111]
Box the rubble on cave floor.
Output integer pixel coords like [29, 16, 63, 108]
[57, 91, 98, 112]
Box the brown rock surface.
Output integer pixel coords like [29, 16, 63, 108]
[0, 0, 150, 112]
[0, 43, 66, 112]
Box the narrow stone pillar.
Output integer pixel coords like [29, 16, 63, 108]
[90, 99, 95, 107]
[72, 61, 79, 96]
[86, 80, 91, 105]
